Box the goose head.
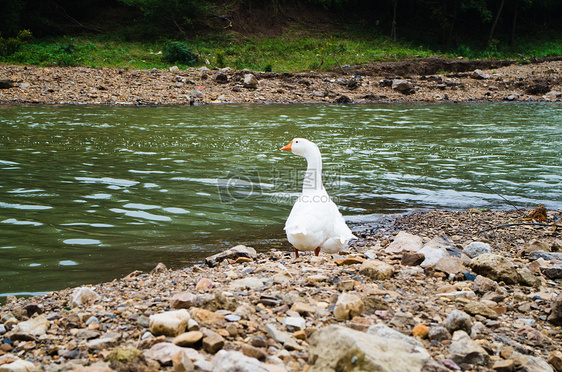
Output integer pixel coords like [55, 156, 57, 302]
[280, 138, 320, 158]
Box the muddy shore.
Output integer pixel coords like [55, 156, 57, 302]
[1, 208, 561, 371]
[1, 58, 561, 105]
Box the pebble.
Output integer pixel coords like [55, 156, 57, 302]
[0, 209, 560, 372]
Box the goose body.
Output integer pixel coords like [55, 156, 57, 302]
[281, 138, 355, 258]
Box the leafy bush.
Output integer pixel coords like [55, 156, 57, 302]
[162, 41, 198, 65]
[0, 29, 32, 57]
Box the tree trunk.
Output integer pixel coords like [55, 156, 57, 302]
[487, 0, 505, 45]
[510, 0, 519, 45]
[390, 0, 398, 41]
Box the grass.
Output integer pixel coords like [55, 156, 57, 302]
[1, 29, 561, 73]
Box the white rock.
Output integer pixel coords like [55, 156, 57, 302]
[10, 316, 49, 337]
[308, 325, 430, 372]
[367, 323, 424, 348]
[385, 231, 423, 253]
[333, 293, 364, 320]
[211, 350, 277, 372]
[283, 317, 306, 332]
[149, 309, 191, 337]
[243, 74, 259, 89]
[0, 359, 37, 372]
[69, 286, 100, 307]
[464, 242, 492, 258]
[229, 277, 264, 289]
[144, 342, 203, 365]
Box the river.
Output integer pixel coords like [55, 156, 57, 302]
[1, 102, 561, 299]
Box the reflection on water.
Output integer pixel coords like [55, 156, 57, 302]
[1, 103, 561, 298]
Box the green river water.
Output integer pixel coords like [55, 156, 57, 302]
[0, 102, 561, 299]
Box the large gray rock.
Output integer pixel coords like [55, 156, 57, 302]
[210, 350, 277, 372]
[243, 74, 259, 89]
[392, 79, 414, 94]
[463, 242, 492, 258]
[470, 253, 520, 284]
[308, 325, 431, 372]
[333, 293, 364, 320]
[205, 245, 257, 267]
[9, 315, 49, 340]
[447, 330, 490, 367]
[528, 251, 562, 261]
[385, 231, 423, 253]
[444, 309, 473, 333]
[144, 342, 203, 366]
[69, 286, 100, 307]
[548, 293, 562, 326]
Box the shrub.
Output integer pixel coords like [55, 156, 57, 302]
[162, 41, 198, 65]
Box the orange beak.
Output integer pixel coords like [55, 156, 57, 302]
[280, 140, 293, 151]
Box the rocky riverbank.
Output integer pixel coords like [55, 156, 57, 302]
[0, 58, 561, 105]
[1, 208, 562, 371]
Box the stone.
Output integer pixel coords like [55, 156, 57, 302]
[548, 294, 562, 326]
[359, 260, 394, 280]
[205, 245, 257, 267]
[529, 251, 562, 261]
[368, 323, 424, 348]
[149, 309, 191, 337]
[190, 307, 226, 328]
[172, 351, 195, 372]
[470, 253, 520, 284]
[86, 332, 121, 350]
[428, 326, 451, 342]
[173, 331, 203, 347]
[290, 302, 315, 316]
[474, 275, 499, 293]
[543, 90, 562, 101]
[471, 69, 490, 79]
[0, 79, 14, 89]
[202, 330, 225, 354]
[505, 93, 520, 101]
[283, 317, 306, 332]
[210, 350, 275, 372]
[447, 330, 490, 367]
[464, 242, 492, 258]
[69, 287, 100, 307]
[444, 309, 472, 333]
[547, 350, 562, 372]
[464, 301, 499, 319]
[150, 262, 167, 274]
[214, 73, 228, 84]
[308, 324, 430, 372]
[264, 324, 287, 344]
[334, 257, 365, 265]
[433, 256, 463, 274]
[401, 252, 425, 266]
[144, 342, 202, 366]
[241, 344, 267, 361]
[0, 359, 37, 372]
[10, 315, 49, 339]
[106, 347, 148, 371]
[412, 324, 429, 338]
[392, 79, 414, 94]
[229, 277, 264, 289]
[195, 278, 214, 291]
[511, 351, 555, 372]
[333, 293, 364, 320]
[541, 265, 562, 279]
[170, 291, 197, 309]
[385, 231, 423, 253]
[492, 359, 514, 372]
[517, 267, 541, 287]
[243, 74, 259, 89]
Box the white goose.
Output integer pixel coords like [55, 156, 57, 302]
[280, 138, 356, 258]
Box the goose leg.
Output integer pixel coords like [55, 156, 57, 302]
[314, 247, 320, 256]
[294, 248, 300, 258]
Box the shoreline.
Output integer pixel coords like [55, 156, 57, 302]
[1, 208, 561, 371]
[1, 59, 561, 105]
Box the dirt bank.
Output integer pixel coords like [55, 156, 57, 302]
[1, 58, 561, 105]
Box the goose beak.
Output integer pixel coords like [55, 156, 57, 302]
[280, 140, 293, 151]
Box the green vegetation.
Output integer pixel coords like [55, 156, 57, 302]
[0, 0, 561, 72]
